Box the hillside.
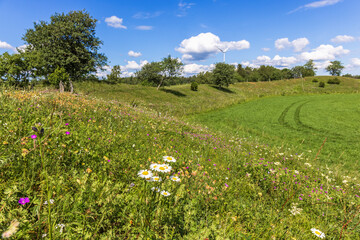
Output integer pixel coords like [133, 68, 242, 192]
[1, 86, 360, 239]
[75, 76, 359, 117]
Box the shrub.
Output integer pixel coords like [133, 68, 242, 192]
[312, 78, 318, 83]
[327, 77, 341, 84]
[318, 81, 325, 88]
[191, 82, 199, 91]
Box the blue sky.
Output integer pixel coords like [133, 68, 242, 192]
[1, 0, 360, 77]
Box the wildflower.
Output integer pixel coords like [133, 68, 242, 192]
[55, 223, 65, 233]
[44, 199, 54, 205]
[161, 190, 171, 197]
[170, 176, 180, 182]
[289, 203, 302, 215]
[152, 176, 162, 182]
[145, 177, 153, 182]
[18, 197, 30, 205]
[151, 187, 161, 192]
[163, 156, 176, 162]
[149, 163, 159, 171]
[65, 132, 70, 135]
[157, 164, 172, 173]
[2, 220, 19, 239]
[304, 163, 312, 167]
[42, 234, 47, 238]
[65, 123, 69, 126]
[274, 162, 281, 165]
[31, 135, 37, 139]
[86, 168, 92, 173]
[138, 169, 153, 178]
[225, 183, 229, 187]
[294, 170, 299, 174]
[311, 228, 325, 238]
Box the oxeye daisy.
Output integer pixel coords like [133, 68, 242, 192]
[156, 165, 167, 173]
[145, 177, 153, 182]
[311, 228, 325, 238]
[151, 187, 161, 192]
[170, 176, 180, 182]
[149, 163, 159, 171]
[162, 164, 172, 173]
[152, 176, 162, 182]
[163, 156, 176, 162]
[138, 169, 153, 178]
[160, 190, 171, 197]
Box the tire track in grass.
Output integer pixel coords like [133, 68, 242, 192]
[278, 101, 300, 131]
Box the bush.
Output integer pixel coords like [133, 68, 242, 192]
[312, 78, 319, 83]
[191, 82, 199, 91]
[327, 77, 341, 84]
[318, 81, 325, 88]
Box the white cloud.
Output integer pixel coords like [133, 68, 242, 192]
[175, 32, 250, 61]
[105, 16, 127, 29]
[314, 60, 331, 69]
[275, 38, 309, 52]
[289, 0, 342, 14]
[96, 65, 112, 79]
[331, 35, 356, 43]
[0, 41, 15, 51]
[133, 11, 162, 19]
[351, 58, 360, 67]
[183, 63, 214, 75]
[124, 60, 149, 70]
[128, 50, 142, 57]
[177, 1, 195, 17]
[262, 48, 270, 52]
[135, 25, 153, 30]
[256, 55, 298, 68]
[300, 44, 349, 61]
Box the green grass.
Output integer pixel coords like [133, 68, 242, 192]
[74, 76, 360, 117]
[191, 94, 360, 174]
[1, 78, 360, 239]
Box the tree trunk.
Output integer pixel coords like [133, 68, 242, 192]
[59, 80, 64, 93]
[69, 79, 74, 94]
[157, 77, 164, 90]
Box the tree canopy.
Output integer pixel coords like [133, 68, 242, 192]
[212, 63, 235, 88]
[326, 60, 344, 76]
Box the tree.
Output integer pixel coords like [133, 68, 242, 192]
[22, 10, 107, 90]
[158, 55, 183, 90]
[212, 62, 235, 88]
[326, 60, 344, 76]
[291, 66, 306, 78]
[107, 65, 121, 83]
[48, 67, 70, 92]
[303, 60, 317, 77]
[0, 52, 31, 87]
[135, 62, 162, 86]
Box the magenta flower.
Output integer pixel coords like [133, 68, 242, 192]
[31, 135, 37, 139]
[65, 123, 69, 126]
[19, 197, 30, 205]
[225, 183, 229, 187]
[65, 132, 70, 135]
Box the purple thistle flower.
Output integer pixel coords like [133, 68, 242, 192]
[65, 132, 70, 135]
[31, 135, 37, 139]
[19, 197, 29, 205]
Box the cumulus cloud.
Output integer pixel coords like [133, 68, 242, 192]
[346, 58, 360, 70]
[135, 25, 153, 30]
[175, 32, 250, 61]
[331, 35, 356, 43]
[0, 41, 15, 51]
[262, 48, 270, 52]
[105, 16, 127, 29]
[289, 0, 342, 14]
[183, 63, 214, 75]
[256, 55, 298, 68]
[275, 38, 310, 52]
[128, 51, 142, 57]
[300, 44, 349, 61]
[124, 60, 149, 70]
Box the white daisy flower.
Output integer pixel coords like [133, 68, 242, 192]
[163, 156, 176, 162]
[44, 199, 54, 205]
[274, 162, 281, 165]
[138, 169, 153, 178]
[170, 176, 180, 182]
[152, 176, 162, 182]
[160, 190, 171, 197]
[149, 163, 159, 171]
[311, 228, 325, 238]
[156, 164, 172, 173]
[145, 177, 153, 182]
[305, 163, 312, 167]
[151, 187, 161, 192]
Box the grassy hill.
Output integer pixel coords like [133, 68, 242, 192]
[1, 77, 360, 239]
[75, 76, 359, 117]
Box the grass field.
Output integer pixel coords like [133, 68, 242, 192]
[1, 78, 360, 239]
[74, 76, 359, 117]
[191, 94, 360, 174]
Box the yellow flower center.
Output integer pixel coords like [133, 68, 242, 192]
[164, 192, 168, 195]
[167, 157, 172, 160]
[159, 167, 165, 171]
[143, 171, 149, 175]
[315, 231, 320, 235]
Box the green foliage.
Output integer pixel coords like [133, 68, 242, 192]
[0, 52, 31, 87]
[48, 67, 69, 87]
[326, 60, 344, 76]
[212, 62, 235, 87]
[303, 59, 317, 77]
[195, 71, 213, 84]
[318, 81, 325, 88]
[136, 62, 162, 87]
[22, 10, 107, 81]
[327, 77, 341, 84]
[312, 78, 319, 83]
[190, 81, 198, 91]
[106, 65, 121, 84]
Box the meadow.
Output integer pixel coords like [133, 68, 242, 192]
[0, 77, 360, 239]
